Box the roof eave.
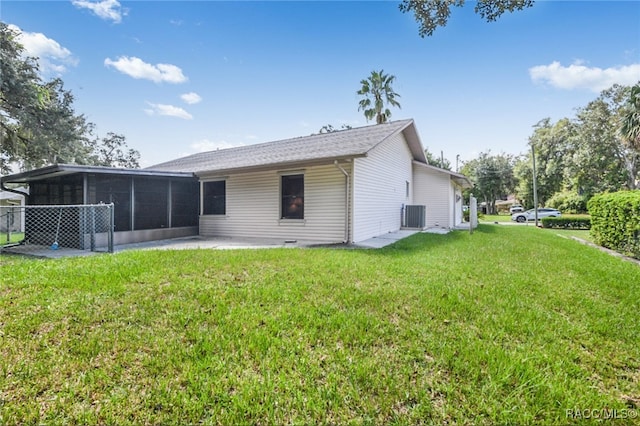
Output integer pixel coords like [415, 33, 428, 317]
[400, 120, 428, 163]
[1, 164, 196, 184]
[362, 120, 427, 163]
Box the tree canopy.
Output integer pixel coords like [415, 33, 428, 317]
[570, 85, 634, 194]
[463, 83, 640, 212]
[461, 151, 516, 214]
[424, 147, 451, 170]
[89, 132, 141, 169]
[0, 22, 139, 173]
[399, 0, 535, 37]
[620, 82, 640, 151]
[357, 70, 401, 124]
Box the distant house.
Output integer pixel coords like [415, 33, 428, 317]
[0, 187, 27, 233]
[0, 119, 471, 246]
[0, 186, 26, 207]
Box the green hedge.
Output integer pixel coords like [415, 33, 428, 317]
[547, 190, 588, 214]
[540, 216, 591, 229]
[588, 191, 640, 259]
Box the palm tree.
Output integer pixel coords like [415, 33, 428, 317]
[357, 70, 401, 124]
[620, 82, 640, 151]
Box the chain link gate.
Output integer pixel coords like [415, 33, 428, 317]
[1, 204, 114, 256]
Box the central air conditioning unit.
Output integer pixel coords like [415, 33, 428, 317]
[404, 205, 425, 228]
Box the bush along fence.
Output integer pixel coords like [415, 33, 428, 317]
[588, 190, 640, 259]
[540, 216, 591, 230]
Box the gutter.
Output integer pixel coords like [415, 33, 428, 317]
[334, 160, 350, 244]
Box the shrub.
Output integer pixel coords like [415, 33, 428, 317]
[541, 216, 591, 229]
[463, 208, 482, 222]
[588, 191, 640, 259]
[547, 191, 588, 214]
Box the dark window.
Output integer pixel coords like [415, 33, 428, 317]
[281, 174, 304, 219]
[203, 181, 225, 215]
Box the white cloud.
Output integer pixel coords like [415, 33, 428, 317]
[72, 0, 125, 23]
[181, 92, 202, 105]
[104, 56, 187, 83]
[190, 139, 242, 153]
[529, 61, 640, 92]
[8, 24, 77, 74]
[145, 102, 193, 120]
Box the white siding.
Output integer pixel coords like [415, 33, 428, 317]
[199, 163, 349, 243]
[413, 165, 452, 229]
[352, 133, 413, 242]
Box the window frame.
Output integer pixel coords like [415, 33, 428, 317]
[280, 173, 305, 220]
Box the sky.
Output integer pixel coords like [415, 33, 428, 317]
[2, 0, 640, 169]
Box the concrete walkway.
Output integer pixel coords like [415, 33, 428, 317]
[352, 230, 420, 248]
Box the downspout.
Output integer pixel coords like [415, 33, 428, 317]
[334, 160, 350, 244]
[1, 180, 29, 198]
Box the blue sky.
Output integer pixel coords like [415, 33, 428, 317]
[3, 1, 640, 168]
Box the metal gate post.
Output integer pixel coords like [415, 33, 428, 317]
[90, 206, 96, 252]
[5, 208, 11, 243]
[108, 203, 115, 253]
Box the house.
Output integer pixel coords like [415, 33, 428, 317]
[0, 119, 471, 247]
[147, 119, 471, 243]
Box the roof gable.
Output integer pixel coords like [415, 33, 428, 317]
[148, 119, 426, 175]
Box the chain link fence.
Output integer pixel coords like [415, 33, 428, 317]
[1, 204, 114, 256]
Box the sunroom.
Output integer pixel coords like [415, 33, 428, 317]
[0, 164, 199, 247]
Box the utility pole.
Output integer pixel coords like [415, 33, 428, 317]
[531, 142, 539, 227]
[456, 154, 460, 172]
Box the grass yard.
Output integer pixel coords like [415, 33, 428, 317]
[0, 232, 24, 246]
[549, 229, 594, 243]
[1, 225, 639, 425]
[480, 214, 512, 223]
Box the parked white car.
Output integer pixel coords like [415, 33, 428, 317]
[509, 204, 524, 214]
[511, 208, 561, 223]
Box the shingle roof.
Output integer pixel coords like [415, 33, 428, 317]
[147, 119, 424, 175]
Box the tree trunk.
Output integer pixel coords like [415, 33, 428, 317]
[624, 152, 638, 189]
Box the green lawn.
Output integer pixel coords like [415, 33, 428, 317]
[1, 226, 639, 425]
[0, 232, 24, 246]
[480, 214, 513, 223]
[549, 228, 594, 243]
